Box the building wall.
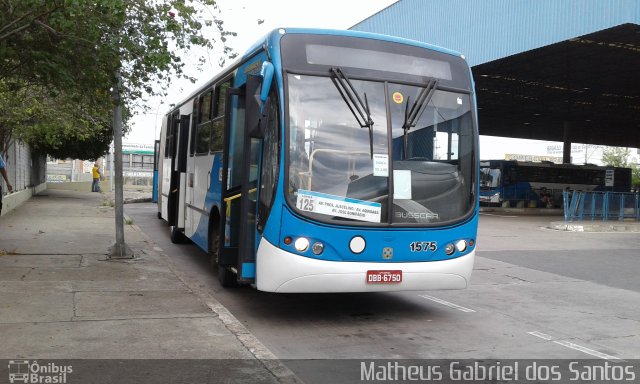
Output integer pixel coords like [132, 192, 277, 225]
[2, 140, 46, 191]
[1, 140, 47, 216]
[46, 159, 96, 183]
[106, 152, 155, 188]
[352, 0, 640, 66]
[45, 149, 155, 191]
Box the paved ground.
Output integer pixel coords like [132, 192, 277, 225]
[0, 189, 299, 383]
[2, 190, 639, 383]
[125, 204, 640, 383]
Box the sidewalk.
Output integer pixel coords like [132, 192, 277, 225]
[0, 189, 298, 383]
[550, 220, 640, 232]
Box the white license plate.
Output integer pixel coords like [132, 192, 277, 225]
[366, 270, 402, 284]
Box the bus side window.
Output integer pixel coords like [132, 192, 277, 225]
[211, 120, 224, 152]
[214, 80, 231, 118]
[164, 117, 172, 159]
[189, 98, 199, 156]
[165, 113, 179, 159]
[200, 90, 213, 121]
[195, 90, 213, 155]
[211, 78, 232, 153]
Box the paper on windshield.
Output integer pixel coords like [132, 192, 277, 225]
[296, 189, 381, 223]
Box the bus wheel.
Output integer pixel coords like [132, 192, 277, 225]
[170, 226, 185, 244]
[209, 225, 236, 287]
[218, 265, 237, 287]
[157, 211, 162, 219]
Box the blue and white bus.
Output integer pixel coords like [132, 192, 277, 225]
[480, 160, 632, 208]
[157, 28, 479, 293]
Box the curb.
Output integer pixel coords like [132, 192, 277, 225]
[481, 207, 563, 216]
[124, 197, 153, 204]
[549, 221, 640, 232]
[125, 221, 303, 384]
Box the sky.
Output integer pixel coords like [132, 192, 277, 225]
[126, 0, 398, 145]
[124, 0, 636, 165]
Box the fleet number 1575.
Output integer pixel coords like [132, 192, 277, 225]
[409, 241, 437, 252]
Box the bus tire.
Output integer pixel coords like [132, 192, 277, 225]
[208, 225, 220, 271]
[170, 226, 185, 244]
[218, 265, 237, 288]
[208, 214, 236, 287]
[157, 211, 162, 219]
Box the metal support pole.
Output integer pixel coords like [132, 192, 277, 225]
[109, 69, 133, 258]
[110, 145, 114, 192]
[562, 121, 571, 164]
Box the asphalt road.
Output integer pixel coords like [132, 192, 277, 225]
[477, 214, 640, 292]
[126, 204, 640, 381]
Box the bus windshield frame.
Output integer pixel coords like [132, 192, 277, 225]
[281, 34, 478, 228]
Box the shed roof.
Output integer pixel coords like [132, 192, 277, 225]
[352, 0, 640, 147]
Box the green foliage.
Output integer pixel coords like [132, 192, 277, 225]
[601, 146, 640, 188]
[0, 81, 114, 159]
[601, 147, 630, 168]
[0, 0, 236, 159]
[631, 164, 640, 188]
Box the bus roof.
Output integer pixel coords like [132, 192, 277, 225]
[166, 28, 468, 117]
[244, 28, 466, 61]
[480, 159, 630, 171]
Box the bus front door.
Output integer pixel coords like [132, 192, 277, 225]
[220, 78, 262, 286]
[168, 113, 190, 243]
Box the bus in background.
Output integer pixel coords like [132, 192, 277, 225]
[480, 160, 632, 208]
[157, 28, 479, 292]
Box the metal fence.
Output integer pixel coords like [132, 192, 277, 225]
[500, 186, 564, 208]
[564, 191, 640, 221]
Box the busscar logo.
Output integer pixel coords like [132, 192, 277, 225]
[7, 360, 73, 384]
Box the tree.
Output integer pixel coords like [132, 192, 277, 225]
[601, 146, 630, 168]
[632, 164, 640, 189]
[601, 146, 640, 189]
[0, 0, 236, 159]
[0, 81, 114, 159]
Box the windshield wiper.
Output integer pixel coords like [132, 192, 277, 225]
[402, 78, 438, 159]
[329, 67, 374, 159]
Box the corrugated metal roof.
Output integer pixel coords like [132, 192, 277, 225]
[351, 0, 640, 66]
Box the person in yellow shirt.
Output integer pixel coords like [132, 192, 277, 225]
[92, 161, 102, 192]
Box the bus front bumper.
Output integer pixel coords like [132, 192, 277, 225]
[255, 239, 474, 293]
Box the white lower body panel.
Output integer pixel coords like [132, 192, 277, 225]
[256, 239, 474, 293]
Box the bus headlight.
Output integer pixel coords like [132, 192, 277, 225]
[312, 242, 324, 255]
[349, 236, 366, 254]
[445, 243, 455, 255]
[456, 240, 467, 252]
[294, 237, 309, 252]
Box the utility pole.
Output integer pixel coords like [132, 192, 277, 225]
[110, 143, 114, 192]
[109, 69, 133, 258]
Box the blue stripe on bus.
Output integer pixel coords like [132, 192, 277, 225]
[278, 205, 478, 263]
[241, 262, 256, 279]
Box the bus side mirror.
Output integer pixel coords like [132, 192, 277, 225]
[246, 61, 274, 139]
[259, 61, 274, 109]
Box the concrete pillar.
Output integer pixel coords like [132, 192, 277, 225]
[562, 121, 571, 164]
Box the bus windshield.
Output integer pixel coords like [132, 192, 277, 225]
[287, 74, 475, 226]
[480, 167, 501, 189]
